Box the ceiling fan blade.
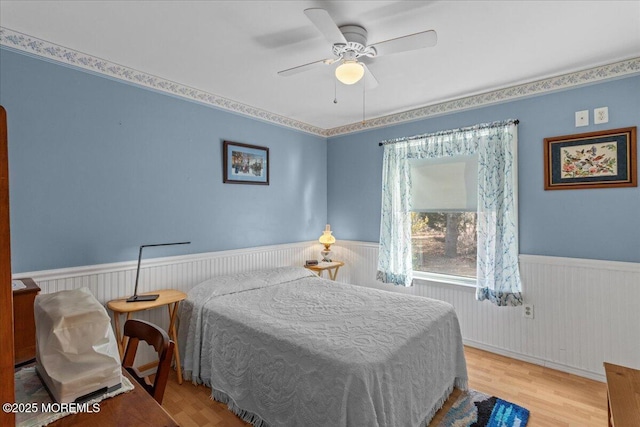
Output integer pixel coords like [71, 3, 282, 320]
[304, 8, 347, 45]
[370, 30, 437, 57]
[277, 58, 336, 77]
[362, 63, 379, 89]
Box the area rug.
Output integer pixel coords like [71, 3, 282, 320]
[436, 389, 530, 427]
[14, 366, 134, 427]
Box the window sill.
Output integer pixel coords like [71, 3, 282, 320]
[412, 271, 477, 289]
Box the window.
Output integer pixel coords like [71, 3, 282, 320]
[409, 155, 478, 280]
[377, 120, 521, 305]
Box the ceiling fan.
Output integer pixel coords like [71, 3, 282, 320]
[277, 8, 437, 88]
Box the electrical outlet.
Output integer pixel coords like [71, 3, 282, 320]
[594, 107, 609, 124]
[575, 110, 589, 127]
[523, 304, 534, 319]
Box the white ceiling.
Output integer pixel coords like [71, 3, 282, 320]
[1, 1, 639, 131]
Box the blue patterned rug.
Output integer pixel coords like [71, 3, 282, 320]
[437, 389, 530, 427]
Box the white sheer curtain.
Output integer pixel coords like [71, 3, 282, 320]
[377, 120, 523, 306]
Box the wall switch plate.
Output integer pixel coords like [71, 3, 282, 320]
[523, 304, 534, 319]
[575, 110, 589, 127]
[594, 107, 609, 124]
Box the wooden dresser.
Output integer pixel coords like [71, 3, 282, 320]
[13, 278, 40, 365]
[604, 362, 640, 427]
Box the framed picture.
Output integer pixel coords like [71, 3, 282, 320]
[544, 127, 637, 190]
[223, 140, 269, 185]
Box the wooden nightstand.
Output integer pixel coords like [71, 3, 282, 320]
[107, 289, 186, 384]
[13, 278, 40, 366]
[305, 261, 344, 281]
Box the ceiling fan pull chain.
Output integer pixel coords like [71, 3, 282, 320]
[362, 75, 366, 125]
[334, 78, 338, 104]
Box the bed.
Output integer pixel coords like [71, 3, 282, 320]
[178, 266, 467, 427]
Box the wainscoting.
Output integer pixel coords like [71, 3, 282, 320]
[17, 240, 640, 382]
[17, 241, 321, 359]
[331, 241, 640, 382]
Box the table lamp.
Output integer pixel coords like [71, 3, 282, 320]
[127, 241, 191, 302]
[318, 224, 336, 262]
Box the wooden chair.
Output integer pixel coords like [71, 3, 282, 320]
[122, 319, 175, 404]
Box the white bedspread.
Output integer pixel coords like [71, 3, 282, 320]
[179, 267, 467, 427]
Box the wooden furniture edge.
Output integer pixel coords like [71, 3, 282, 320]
[604, 362, 640, 427]
[0, 105, 15, 426]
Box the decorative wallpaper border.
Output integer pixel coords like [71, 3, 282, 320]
[1, 27, 639, 138]
[0, 27, 326, 136]
[326, 57, 640, 137]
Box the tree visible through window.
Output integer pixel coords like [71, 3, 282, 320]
[411, 212, 477, 278]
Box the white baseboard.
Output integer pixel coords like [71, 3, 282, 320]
[463, 339, 606, 383]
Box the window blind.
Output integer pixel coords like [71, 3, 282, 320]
[409, 154, 478, 212]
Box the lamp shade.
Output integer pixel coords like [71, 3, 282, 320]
[335, 60, 364, 85]
[319, 224, 336, 247]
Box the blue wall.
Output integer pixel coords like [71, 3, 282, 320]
[328, 75, 640, 263]
[2, 47, 638, 271]
[0, 49, 327, 272]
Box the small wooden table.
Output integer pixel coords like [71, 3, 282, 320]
[107, 290, 186, 384]
[305, 261, 344, 281]
[604, 362, 640, 427]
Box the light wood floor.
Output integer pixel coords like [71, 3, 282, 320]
[162, 346, 608, 426]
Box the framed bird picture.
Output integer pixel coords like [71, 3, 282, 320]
[544, 127, 636, 190]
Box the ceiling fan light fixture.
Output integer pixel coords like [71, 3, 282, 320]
[335, 60, 364, 85]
